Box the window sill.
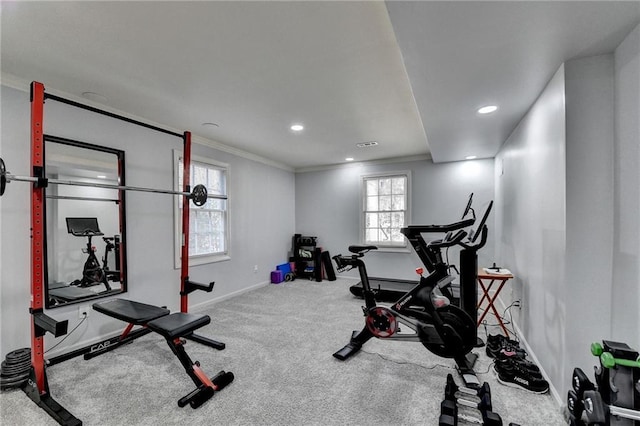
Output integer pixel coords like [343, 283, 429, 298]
[368, 246, 411, 254]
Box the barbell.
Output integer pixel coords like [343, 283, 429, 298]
[0, 157, 224, 206]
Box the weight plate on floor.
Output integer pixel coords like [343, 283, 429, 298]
[0, 373, 29, 390]
[5, 348, 30, 363]
[1, 361, 30, 376]
[2, 358, 31, 369]
[1, 366, 28, 376]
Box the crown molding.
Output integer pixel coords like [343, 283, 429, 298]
[295, 154, 432, 173]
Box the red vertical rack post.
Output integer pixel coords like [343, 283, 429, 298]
[180, 131, 192, 313]
[30, 81, 46, 392]
[26, 81, 80, 425]
[177, 132, 225, 350]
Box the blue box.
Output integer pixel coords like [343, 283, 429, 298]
[277, 263, 292, 275]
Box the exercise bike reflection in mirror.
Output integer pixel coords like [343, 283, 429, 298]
[66, 217, 120, 291]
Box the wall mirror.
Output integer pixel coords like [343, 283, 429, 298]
[44, 136, 127, 308]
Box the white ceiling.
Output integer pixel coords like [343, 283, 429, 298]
[2, 1, 639, 170]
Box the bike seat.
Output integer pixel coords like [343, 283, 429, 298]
[348, 245, 378, 254]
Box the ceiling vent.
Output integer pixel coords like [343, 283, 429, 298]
[356, 141, 379, 148]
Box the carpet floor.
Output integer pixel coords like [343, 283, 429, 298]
[0, 278, 566, 425]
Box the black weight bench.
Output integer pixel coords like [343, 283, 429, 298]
[87, 299, 170, 360]
[91, 299, 233, 408]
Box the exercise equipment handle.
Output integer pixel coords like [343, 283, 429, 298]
[428, 230, 467, 249]
[182, 279, 215, 296]
[458, 225, 488, 250]
[401, 218, 475, 238]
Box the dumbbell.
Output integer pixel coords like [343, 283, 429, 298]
[445, 374, 492, 409]
[582, 390, 608, 425]
[440, 399, 503, 425]
[572, 368, 596, 398]
[567, 389, 584, 426]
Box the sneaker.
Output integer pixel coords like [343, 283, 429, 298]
[494, 355, 542, 377]
[494, 361, 549, 394]
[486, 334, 520, 347]
[486, 341, 527, 359]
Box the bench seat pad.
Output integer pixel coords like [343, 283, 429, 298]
[93, 299, 170, 325]
[147, 313, 211, 339]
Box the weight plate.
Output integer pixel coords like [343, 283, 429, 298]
[5, 348, 30, 363]
[1, 364, 30, 376]
[0, 372, 29, 390]
[3, 357, 31, 368]
[191, 184, 208, 207]
[1, 359, 30, 373]
[0, 157, 6, 196]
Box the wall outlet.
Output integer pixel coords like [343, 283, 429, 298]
[513, 300, 522, 309]
[78, 306, 90, 319]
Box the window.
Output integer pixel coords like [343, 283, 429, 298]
[174, 151, 229, 267]
[361, 172, 410, 248]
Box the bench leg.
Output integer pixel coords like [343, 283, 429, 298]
[163, 338, 234, 408]
[184, 331, 226, 350]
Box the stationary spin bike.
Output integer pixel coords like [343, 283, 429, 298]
[333, 199, 492, 387]
[66, 217, 119, 291]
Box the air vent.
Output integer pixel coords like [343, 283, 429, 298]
[356, 141, 379, 148]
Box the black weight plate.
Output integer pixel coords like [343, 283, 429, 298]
[2, 358, 31, 369]
[0, 371, 29, 384]
[1, 363, 30, 376]
[1, 360, 30, 375]
[0, 373, 29, 390]
[0, 157, 6, 196]
[5, 348, 31, 363]
[191, 184, 208, 207]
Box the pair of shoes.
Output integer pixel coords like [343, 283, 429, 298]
[486, 340, 527, 359]
[494, 360, 549, 394]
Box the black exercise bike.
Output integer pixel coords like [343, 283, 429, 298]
[66, 217, 120, 290]
[333, 199, 492, 387]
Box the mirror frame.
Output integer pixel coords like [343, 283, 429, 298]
[44, 135, 128, 308]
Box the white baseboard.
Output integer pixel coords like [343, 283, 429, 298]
[190, 280, 271, 312]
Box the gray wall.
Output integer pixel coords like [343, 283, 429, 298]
[0, 85, 295, 358]
[494, 23, 640, 402]
[564, 53, 615, 393]
[612, 23, 640, 347]
[493, 65, 567, 399]
[295, 159, 495, 281]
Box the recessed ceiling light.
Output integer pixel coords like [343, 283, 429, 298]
[82, 91, 108, 103]
[477, 105, 498, 114]
[345, 157, 354, 162]
[465, 156, 477, 160]
[290, 124, 304, 132]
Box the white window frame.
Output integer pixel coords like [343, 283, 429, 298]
[174, 150, 230, 268]
[360, 171, 411, 252]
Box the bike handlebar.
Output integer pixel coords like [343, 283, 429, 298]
[427, 229, 468, 249]
[400, 218, 475, 238]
